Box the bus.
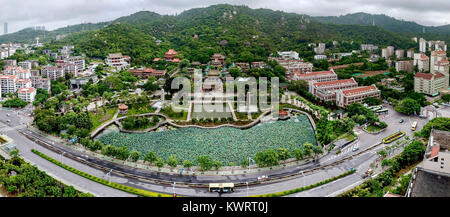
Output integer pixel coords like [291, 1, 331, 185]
[368, 105, 382, 112]
[411, 121, 418, 131]
[209, 183, 235, 193]
[375, 109, 388, 115]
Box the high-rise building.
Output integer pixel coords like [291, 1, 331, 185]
[3, 22, 7, 35]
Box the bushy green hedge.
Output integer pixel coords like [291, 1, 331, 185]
[31, 149, 171, 197]
[251, 169, 356, 197]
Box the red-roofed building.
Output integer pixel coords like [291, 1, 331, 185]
[309, 78, 358, 102]
[293, 69, 338, 82]
[0, 74, 17, 96]
[414, 71, 447, 96]
[15, 78, 32, 89]
[17, 87, 36, 102]
[336, 84, 381, 107]
[129, 68, 167, 78]
[164, 49, 178, 62]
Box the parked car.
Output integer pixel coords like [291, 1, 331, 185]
[352, 147, 359, 152]
[399, 119, 404, 123]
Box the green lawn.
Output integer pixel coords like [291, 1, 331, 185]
[117, 103, 156, 118]
[90, 107, 118, 132]
[366, 124, 384, 133]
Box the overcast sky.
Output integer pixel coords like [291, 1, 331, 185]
[1, 0, 450, 34]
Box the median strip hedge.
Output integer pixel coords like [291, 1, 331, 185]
[31, 149, 171, 197]
[251, 169, 356, 197]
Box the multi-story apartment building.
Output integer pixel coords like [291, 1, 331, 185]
[56, 60, 78, 76]
[395, 49, 404, 59]
[64, 56, 85, 74]
[360, 44, 378, 52]
[407, 48, 415, 58]
[308, 78, 358, 102]
[105, 53, 130, 70]
[293, 70, 338, 82]
[430, 50, 447, 70]
[428, 40, 447, 51]
[382, 46, 395, 59]
[414, 53, 430, 72]
[336, 84, 381, 108]
[18, 61, 32, 69]
[17, 87, 36, 102]
[419, 38, 427, 52]
[277, 51, 299, 60]
[31, 76, 51, 93]
[4, 59, 16, 66]
[41, 65, 65, 80]
[395, 60, 414, 72]
[0, 74, 17, 95]
[314, 43, 326, 54]
[414, 71, 447, 96]
[15, 78, 32, 90]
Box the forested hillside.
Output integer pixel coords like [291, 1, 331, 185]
[43, 4, 417, 66]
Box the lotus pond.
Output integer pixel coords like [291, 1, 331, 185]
[97, 115, 316, 165]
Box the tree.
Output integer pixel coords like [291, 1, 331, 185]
[229, 66, 242, 77]
[197, 155, 213, 171]
[312, 146, 323, 157]
[363, 97, 382, 106]
[254, 149, 279, 167]
[182, 160, 193, 169]
[212, 161, 222, 171]
[277, 148, 291, 161]
[302, 143, 313, 157]
[155, 157, 165, 168]
[293, 148, 304, 160]
[395, 98, 420, 115]
[166, 155, 178, 169]
[240, 158, 250, 168]
[144, 151, 157, 164]
[130, 150, 141, 162]
[441, 94, 450, 103]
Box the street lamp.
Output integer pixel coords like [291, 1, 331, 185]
[61, 151, 65, 164]
[173, 182, 176, 197]
[246, 181, 249, 197]
[301, 171, 305, 187]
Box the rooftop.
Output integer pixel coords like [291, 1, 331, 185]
[296, 70, 335, 77]
[108, 53, 123, 58]
[341, 84, 378, 96]
[313, 78, 356, 87]
[409, 168, 450, 197]
[17, 87, 36, 93]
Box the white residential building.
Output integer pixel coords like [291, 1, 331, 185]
[395, 49, 404, 59]
[17, 87, 36, 102]
[105, 53, 129, 70]
[419, 38, 427, 52]
[41, 65, 65, 80]
[277, 51, 299, 60]
[15, 78, 32, 90]
[0, 74, 17, 95]
[18, 61, 32, 69]
[360, 44, 378, 52]
[314, 43, 326, 54]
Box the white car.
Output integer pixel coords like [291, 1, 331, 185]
[257, 175, 269, 181]
[352, 147, 359, 152]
